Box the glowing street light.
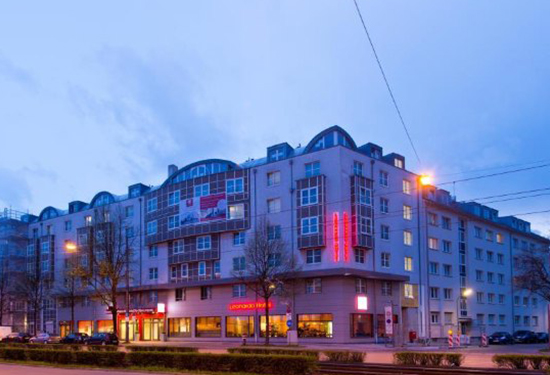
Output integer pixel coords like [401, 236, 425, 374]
[462, 288, 473, 297]
[65, 241, 77, 253]
[419, 174, 432, 186]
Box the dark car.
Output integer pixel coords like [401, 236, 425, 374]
[513, 330, 538, 343]
[488, 331, 514, 345]
[85, 333, 119, 346]
[2, 332, 32, 343]
[536, 332, 549, 343]
[60, 332, 89, 344]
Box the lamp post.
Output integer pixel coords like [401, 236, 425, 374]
[456, 288, 473, 337]
[417, 174, 432, 341]
[64, 241, 78, 335]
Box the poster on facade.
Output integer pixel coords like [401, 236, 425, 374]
[180, 193, 227, 226]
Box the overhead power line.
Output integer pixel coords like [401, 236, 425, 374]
[438, 163, 550, 186]
[352, 0, 421, 165]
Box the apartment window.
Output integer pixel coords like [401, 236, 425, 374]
[64, 220, 72, 231]
[444, 312, 453, 324]
[485, 230, 494, 242]
[233, 256, 246, 272]
[301, 217, 319, 235]
[380, 225, 390, 240]
[175, 288, 186, 302]
[351, 161, 363, 177]
[267, 171, 281, 186]
[381, 252, 390, 268]
[301, 187, 318, 206]
[444, 288, 452, 300]
[430, 312, 440, 324]
[497, 253, 504, 264]
[149, 245, 158, 258]
[125, 205, 134, 217]
[379, 170, 389, 187]
[477, 292, 484, 303]
[168, 191, 180, 206]
[442, 240, 452, 253]
[226, 178, 244, 194]
[181, 263, 188, 278]
[85, 215, 92, 226]
[305, 161, 320, 177]
[428, 237, 439, 250]
[403, 230, 413, 246]
[356, 278, 367, 294]
[475, 270, 483, 282]
[429, 262, 439, 275]
[442, 217, 451, 230]
[267, 198, 282, 213]
[228, 204, 245, 220]
[172, 240, 184, 254]
[475, 248, 483, 260]
[404, 256, 413, 272]
[403, 283, 413, 299]
[146, 220, 157, 235]
[474, 226, 482, 238]
[198, 262, 206, 276]
[382, 281, 393, 296]
[428, 212, 438, 226]
[232, 284, 246, 298]
[194, 183, 210, 197]
[514, 315, 520, 325]
[496, 233, 504, 244]
[233, 232, 246, 246]
[430, 287, 440, 299]
[200, 286, 212, 300]
[403, 205, 412, 220]
[487, 272, 494, 284]
[488, 314, 495, 325]
[149, 267, 158, 281]
[380, 198, 389, 213]
[360, 217, 372, 235]
[402, 179, 411, 194]
[394, 158, 404, 168]
[355, 249, 365, 264]
[197, 235, 212, 250]
[147, 198, 158, 212]
[488, 293, 495, 304]
[268, 253, 281, 267]
[487, 251, 494, 262]
[498, 273, 504, 285]
[443, 264, 452, 277]
[499, 315, 505, 325]
[170, 265, 178, 280]
[168, 215, 180, 230]
[305, 278, 322, 294]
[306, 249, 322, 264]
[499, 294, 505, 304]
[268, 225, 281, 240]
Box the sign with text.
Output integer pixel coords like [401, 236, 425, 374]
[180, 193, 227, 226]
[228, 301, 274, 311]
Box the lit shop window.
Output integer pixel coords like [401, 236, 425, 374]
[297, 314, 333, 338]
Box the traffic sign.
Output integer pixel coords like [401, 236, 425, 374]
[286, 320, 293, 328]
[384, 305, 393, 335]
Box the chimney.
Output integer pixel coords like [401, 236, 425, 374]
[168, 164, 178, 177]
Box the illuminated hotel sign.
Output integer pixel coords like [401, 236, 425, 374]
[356, 295, 368, 311]
[228, 301, 274, 311]
[333, 212, 339, 262]
[343, 211, 350, 262]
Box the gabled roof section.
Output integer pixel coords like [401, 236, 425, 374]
[304, 125, 357, 154]
[162, 159, 239, 186]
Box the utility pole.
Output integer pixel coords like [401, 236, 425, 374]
[125, 236, 130, 343]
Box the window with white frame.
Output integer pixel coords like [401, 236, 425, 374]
[444, 288, 452, 300]
[403, 205, 412, 220]
[442, 240, 452, 253]
[380, 224, 389, 240]
[233, 256, 246, 271]
[267, 171, 281, 186]
[356, 278, 367, 294]
[404, 256, 413, 271]
[355, 249, 365, 263]
[381, 252, 390, 268]
[353, 161, 363, 176]
[233, 232, 246, 246]
[359, 187, 372, 206]
[403, 283, 414, 298]
[168, 215, 180, 230]
[267, 198, 281, 213]
[226, 178, 244, 194]
[168, 191, 180, 206]
[305, 162, 320, 177]
[149, 245, 158, 258]
[194, 183, 210, 197]
[379, 170, 389, 187]
[181, 263, 188, 278]
[301, 217, 319, 235]
[306, 249, 322, 264]
[268, 225, 281, 240]
[149, 267, 158, 280]
[301, 187, 318, 206]
[360, 217, 372, 235]
[402, 179, 411, 194]
[428, 212, 438, 225]
[228, 204, 245, 220]
[429, 262, 439, 275]
[428, 237, 439, 250]
[197, 235, 211, 250]
[305, 278, 322, 294]
[403, 230, 413, 246]
[232, 284, 246, 298]
[430, 312, 440, 324]
[382, 281, 393, 296]
[147, 198, 158, 212]
[198, 261, 206, 276]
[380, 198, 389, 213]
[173, 240, 184, 254]
[146, 220, 157, 235]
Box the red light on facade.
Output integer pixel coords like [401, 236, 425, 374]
[343, 211, 350, 262]
[333, 212, 339, 262]
[228, 301, 274, 311]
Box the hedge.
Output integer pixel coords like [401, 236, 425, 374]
[0, 343, 82, 351]
[493, 354, 550, 370]
[323, 350, 366, 363]
[394, 352, 463, 367]
[0, 347, 125, 366]
[228, 347, 319, 358]
[126, 352, 316, 375]
[126, 345, 198, 353]
[87, 345, 119, 352]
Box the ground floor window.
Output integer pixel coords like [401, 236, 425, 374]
[226, 316, 254, 338]
[97, 320, 113, 333]
[351, 314, 373, 338]
[59, 322, 72, 338]
[260, 315, 288, 338]
[78, 320, 93, 336]
[297, 314, 333, 338]
[196, 316, 221, 337]
[169, 317, 192, 337]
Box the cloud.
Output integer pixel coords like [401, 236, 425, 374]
[0, 168, 32, 209]
[0, 54, 38, 91]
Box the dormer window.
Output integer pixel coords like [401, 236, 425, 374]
[394, 159, 404, 169]
[270, 148, 285, 162]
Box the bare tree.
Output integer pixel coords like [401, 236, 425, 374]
[0, 265, 8, 326]
[233, 218, 298, 345]
[16, 272, 48, 335]
[54, 253, 84, 334]
[514, 246, 550, 301]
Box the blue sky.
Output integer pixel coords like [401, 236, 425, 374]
[0, 1, 549, 235]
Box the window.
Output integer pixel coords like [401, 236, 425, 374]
[233, 256, 246, 272]
[181, 264, 188, 278]
[85, 215, 92, 226]
[198, 261, 206, 276]
[394, 159, 404, 168]
[305, 162, 321, 177]
[125, 205, 134, 218]
[403, 205, 412, 220]
[379, 171, 389, 187]
[267, 171, 281, 186]
[175, 288, 186, 302]
[301, 217, 319, 235]
[498, 273, 504, 284]
[125, 226, 134, 238]
[497, 253, 504, 264]
[197, 235, 211, 250]
[474, 226, 482, 239]
[380, 225, 390, 240]
[268, 225, 281, 240]
[487, 272, 494, 283]
[228, 204, 245, 220]
[430, 287, 440, 299]
[404, 256, 413, 272]
[194, 183, 210, 197]
[442, 240, 452, 253]
[359, 187, 372, 206]
[444, 312, 453, 324]
[232, 284, 246, 298]
[226, 178, 244, 194]
[428, 237, 439, 250]
[306, 249, 322, 264]
[233, 232, 246, 246]
[487, 251, 494, 262]
[443, 264, 452, 277]
[195, 316, 220, 337]
[381, 252, 390, 268]
[402, 179, 411, 194]
[260, 315, 288, 338]
[428, 212, 438, 226]
[514, 315, 520, 325]
[351, 314, 374, 338]
[430, 312, 440, 324]
[297, 314, 333, 338]
[169, 317, 191, 337]
[496, 233, 504, 244]
[444, 288, 452, 300]
[523, 316, 530, 326]
[355, 249, 365, 263]
[488, 314, 495, 325]
[499, 315, 505, 325]
[360, 217, 372, 235]
[147, 198, 158, 212]
[403, 230, 413, 246]
[170, 265, 178, 280]
[429, 262, 439, 275]
[533, 316, 539, 327]
[442, 217, 451, 230]
[353, 161, 363, 176]
[514, 296, 520, 306]
[149, 267, 158, 280]
[149, 245, 158, 258]
[380, 281, 392, 296]
[306, 278, 322, 294]
[499, 294, 505, 304]
[214, 260, 221, 275]
[475, 248, 483, 260]
[172, 240, 184, 254]
[267, 198, 281, 213]
[403, 283, 413, 299]
[477, 292, 484, 303]
[148, 291, 158, 304]
[168, 215, 179, 230]
[488, 293, 495, 304]
[523, 297, 529, 306]
[226, 316, 254, 338]
[146, 220, 157, 235]
[200, 286, 212, 300]
[64, 220, 72, 231]
[168, 191, 180, 206]
[300, 187, 318, 206]
[485, 230, 494, 242]
[380, 198, 389, 213]
[475, 270, 483, 282]
[355, 278, 367, 294]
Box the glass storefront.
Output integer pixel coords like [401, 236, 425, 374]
[97, 320, 114, 333]
[59, 322, 72, 338]
[226, 316, 254, 338]
[143, 318, 164, 341]
[260, 315, 288, 338]
[196, 316, 221, 337]
[351, 314, 373, 338]
[78, 320, 93, 336]
[297, 314, 333, 338]
[119, 320, 138, 341]
[169, 317, 192, 337]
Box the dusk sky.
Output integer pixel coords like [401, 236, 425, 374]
[1, 1, 549, 235]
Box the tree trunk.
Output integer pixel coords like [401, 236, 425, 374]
[70, 297, 75, 334]
[264, 296, 270, 345]
[33, 308, 38, 335]
[111, 301, 118, 336]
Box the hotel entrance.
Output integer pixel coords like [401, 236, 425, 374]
[117, 306, 165, 342]
[143, 318, 164, 341]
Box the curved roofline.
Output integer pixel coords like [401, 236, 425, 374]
[38, 206, 62, 221]
[303, 125, 357, 154]
[90, 191, 116, 208]
[162, 159, 240, 187]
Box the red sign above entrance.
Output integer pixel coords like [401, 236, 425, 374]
[228, 301, 274, 311]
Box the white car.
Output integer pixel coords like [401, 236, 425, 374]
[29, 333, 59, 344]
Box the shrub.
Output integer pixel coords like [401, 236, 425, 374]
[126, 345, 198, 353]
[0, 347, 27, 361]
[323, 351, 365, 363]
[227, 347, 319, 358]
[492, 354, 550, 370]
[394, 352, 463, 367]
[74, 351, 126, 367]
[87, 345, 119, 352]
[445, 353, 464, 367]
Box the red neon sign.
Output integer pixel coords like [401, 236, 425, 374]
[343, 211, 350, 262]
[228, 301, 274, 311]
[333, 212, 339, 262]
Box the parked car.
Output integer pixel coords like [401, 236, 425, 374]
[60, 332, 89, 344]
[488, 331, 514, 345]
[2, 332, 32, 343]
[29, 333, 60, 344]
[536, 332, 549, 343]
[513, 330, 538, 343]
[85, 333, 119, 346]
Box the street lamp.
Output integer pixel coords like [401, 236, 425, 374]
[65, 241, 77, 253]
[419, 174, 433, 186]
[456, 288, 473, 336]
